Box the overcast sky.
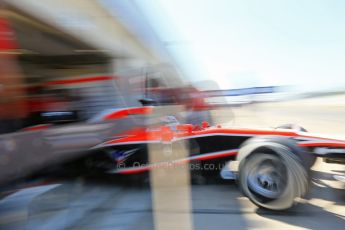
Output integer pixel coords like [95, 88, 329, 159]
[135, 0, 345, 91]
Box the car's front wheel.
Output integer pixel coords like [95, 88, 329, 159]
[237, 139, 309, 210]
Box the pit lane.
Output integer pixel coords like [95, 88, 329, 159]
[0, 159, 344, 230]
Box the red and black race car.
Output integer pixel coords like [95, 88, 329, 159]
[12, 106, 345, 211]
[83, 106, 344, 211]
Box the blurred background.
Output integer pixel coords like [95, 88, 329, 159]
[0, 0, 344, 229]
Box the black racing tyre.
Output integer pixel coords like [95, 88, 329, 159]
[275, 124, 317, 168]
[237, 138, 309, 210]
[238, 136, 316, 169]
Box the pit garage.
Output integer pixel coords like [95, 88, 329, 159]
[4, 7, 125, 124]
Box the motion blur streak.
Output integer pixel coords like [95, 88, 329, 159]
[148, 106, 193, 230]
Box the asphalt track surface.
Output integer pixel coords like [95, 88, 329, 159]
[0, 159, 344, 230]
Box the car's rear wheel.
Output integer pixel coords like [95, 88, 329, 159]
[237, 139, 309, 210]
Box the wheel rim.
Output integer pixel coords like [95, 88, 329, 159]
[247, 156, 287, 199]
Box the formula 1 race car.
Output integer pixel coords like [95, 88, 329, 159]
[9, 106, 345, 211]
[84, 106, 345, 211]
